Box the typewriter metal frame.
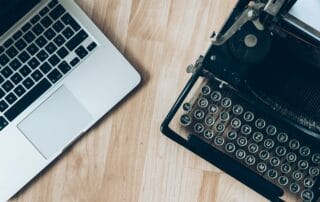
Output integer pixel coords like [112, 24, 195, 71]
[161, 0, 320, 201]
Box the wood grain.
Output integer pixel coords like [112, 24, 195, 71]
[11, 0, 268, 201]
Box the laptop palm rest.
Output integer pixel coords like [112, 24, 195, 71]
[18, 86, 93, 159]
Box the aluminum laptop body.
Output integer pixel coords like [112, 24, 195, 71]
[0, 0, 141, 201]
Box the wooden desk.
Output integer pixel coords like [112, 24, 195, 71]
[12, 0, 267, 201]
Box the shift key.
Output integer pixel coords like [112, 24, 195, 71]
[66, 30, 88, 51]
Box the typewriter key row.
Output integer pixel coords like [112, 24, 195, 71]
[179, 83, 319, 201]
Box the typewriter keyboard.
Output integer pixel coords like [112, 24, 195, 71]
[178, 78, 319, 201]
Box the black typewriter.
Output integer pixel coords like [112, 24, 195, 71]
[161, 0, 320, 201]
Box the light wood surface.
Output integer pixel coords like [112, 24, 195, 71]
[11, 0, 268, 201]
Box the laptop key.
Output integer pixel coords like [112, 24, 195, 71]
[0, 54, 10, 66]
[62, 27, 74, 39]
[2, 80, 14, 92]
[9, 59, 22, 70]
[45, 42, 58, 54]
[35, 36, 48, 47]
[66, 30, 88, 51]
[75, 46, 88, 59]
[1, 67, 13, 78]
[27, 44, 39, 55]
[57, 47, 68, 59]
[32, 23, 45, 35]
[48, 0, 58, 9]
[6, 47, 18, 58]
[23, 31, 36, 43]
[44, 28, 56, 40]
[36, 50, 49, 62]
[58, 61, 71, 74]
[61, 13, 81, 31]
[0, 89, 5, 99]
[14, 85, 26, 97]
[48, 54, 60, 66]
[22, 77, 35, 89]
[13, 31, 23, 40]
[10, 73, 23, 84]
[21, 22, 32, 32]
[5, 79, 52, 121]
[53, 20, 65, 33]
[19, 65, 32, 77]
[87, 42, 97, 51]
[18, 51, 31, 63]
[0, 116, 8, 131]
[4, 38, 13, 48]
[31, 70, 44, 82]
[0, 100, 8, 112]
[15, 39, 27, 51]
[39, 62, 52, 74]
[5, 93, 17, 105]
[49, 5, 66, 20]
[70, 57, 80, 67]
[48, 69, 62, 83]
[40, 16, 53, 28]
[39, 6, 49, 16]
[53, 35, 66, 47]
[28, 58, 40, 69]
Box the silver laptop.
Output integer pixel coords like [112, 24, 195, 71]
[0, 0, 141, 200]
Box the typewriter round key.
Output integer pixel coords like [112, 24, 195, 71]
[304, 178, 315, 188]
[205, 116, 215, 126]
[281, 163, 291, 174]
[290, 183, 300, 193]
[309, 167, 320, 177]
[214, 136, 225, 146]
[277, 132, 288, 143]
[288, 139, 300, 150]
[245, 155, 256, 166]
[301, 190, 314, 201]
[263, 139, 275, 149]
[225, 143, 236, 153]
[248, 143, 259, 154]
[312, 153, 320, 164]
[232, 105, 243, 115]
[275, 146, 287, 157]
[253, 132, 264, 143]
[298, 160, 309, 170]
[259, 150, 270, 161]
[182, 103, 192, 112]
[267, 169, 278, 179]
[209, 105, 219, 114]
[227, 131, 237, 140]
[257, 163, 267, 173]
[266, 125, 277, 136]
[220, 112, 230, 121]
[211, 91, 222, 102]
[180, 114, 192, 126]
[292, 170, 303, 181]
[255, 119, 266, 129]
[243, 111, 254, 122]
[231, 118, 241, 129]
[236, 149, 246, 160]
[221, 98, 232, 108]
[241, 125, 252, 135]
[270, 157, 280, 167]
[237, 137, 248, 147]
[215, 123, 225, 133]
[204, 130, 214, 139]
[278, 176, 289, 186]
[201, 85, 211, 95]
[299, 146, 311, 157]
[194, 123, 205, 134]
[198, 98, 209, 108]
[286, 152, 297, 163]
[194, 110, 205, 120]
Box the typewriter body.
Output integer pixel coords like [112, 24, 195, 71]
[161, 0, 320, 201]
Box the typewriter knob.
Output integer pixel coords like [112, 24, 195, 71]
[228, 23, 271, 64]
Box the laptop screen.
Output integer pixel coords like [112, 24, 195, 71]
[0, 0, 40, 36]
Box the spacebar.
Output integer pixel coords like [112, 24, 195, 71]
[5, 79, 52, 122]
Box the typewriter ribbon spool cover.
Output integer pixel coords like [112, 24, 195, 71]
[162, 0, 320, 201]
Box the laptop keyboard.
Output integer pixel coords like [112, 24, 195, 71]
[0, 0, 97, 131]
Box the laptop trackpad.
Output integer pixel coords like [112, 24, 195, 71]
[18, 86, 93, 159]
